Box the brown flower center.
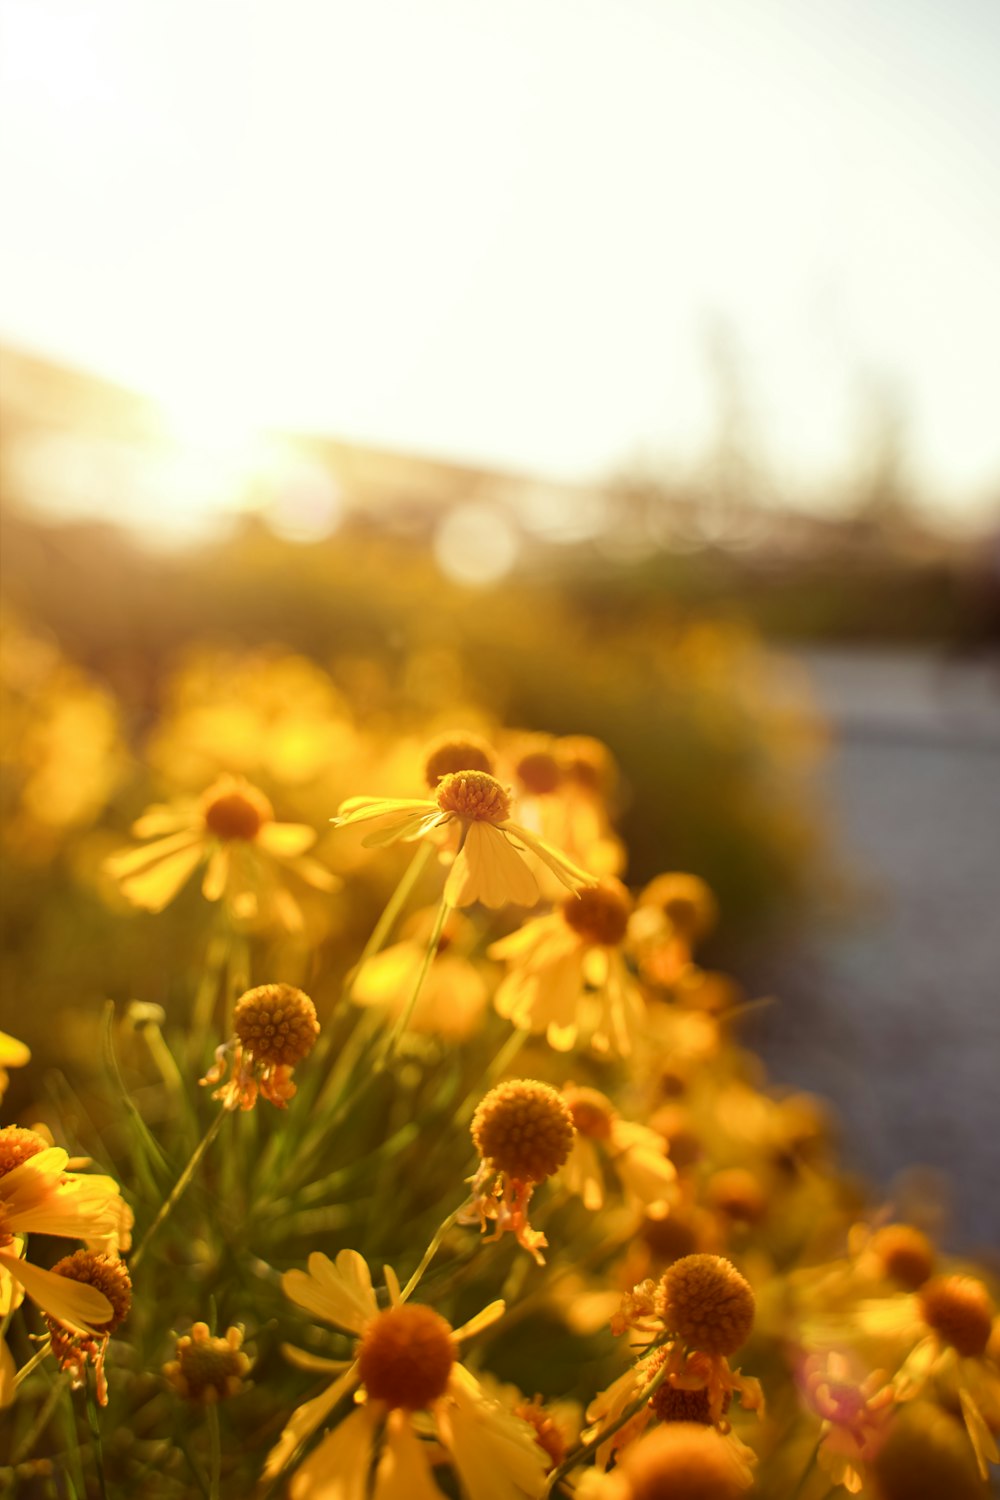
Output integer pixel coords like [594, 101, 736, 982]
[565, 1086, 615, 1141]
[871, 1225, 934, 1290]
[562, 879, 631, 947]
[202, 779, 273, 841]
[919, 1275, 993, 1358]
[357, 1305, 455, 1410]
[436, 770, 511, 824]
[514, 1399, 567, 1469]
[46, 1251, 132, 1336]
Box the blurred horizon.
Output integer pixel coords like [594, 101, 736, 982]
[2, 0, 1000, 532]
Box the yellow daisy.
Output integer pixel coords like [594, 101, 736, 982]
[561, 1086, 676, 1216]
[104, 774, 338, 930]
[0, 1128, 131, 1405]
[856, 1273, 1000, 1478]
[266, 1249, 548, 1500]
[490, 878, 644, 1054]
[333, 769, 596, 910]
[350, 908, 488, 1041]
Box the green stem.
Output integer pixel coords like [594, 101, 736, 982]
[131, 1110, 227, 1272]
[84, 1368, 109, 1500]
[10, 1371, 69, 1464]
[13, 1338, 52, 1392]
[377, 893, 451, 1066]
[789, 1437, 823, 1500]
[401, 1207, 463, 1301]
[206, 1401, 221, 1500]
[346, 840, 434, 1000]
[543, 1340, 671, 1494]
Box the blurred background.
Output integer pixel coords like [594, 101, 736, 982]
[1, 0, 998, 1249]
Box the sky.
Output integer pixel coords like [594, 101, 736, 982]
[1, 0, 999, 529]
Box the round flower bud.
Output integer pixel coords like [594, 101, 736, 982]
[472, 1080, 575, 1183]
[164, 1323, 251, 1404]
[658, 1255, 755, 1357]
[233, 984, 319, 1068]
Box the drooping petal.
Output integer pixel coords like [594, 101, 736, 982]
[374, 1412, 443, 1500]
[264, 1362, 361, 1480]
[201, 843, 231, 901]
[281, 1344, 353, 1375]
[116, 841, 207, 912]
[503, 822, 597, 893]
[0, 1250, 113, 1333]
[438, 1365, 548, 1500]
[288, 1402, 379, 1500]
[104, 829, 203, 878]
[446, 823, 539, 909]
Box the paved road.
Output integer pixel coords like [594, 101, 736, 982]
[744, 648, 1000, 1254]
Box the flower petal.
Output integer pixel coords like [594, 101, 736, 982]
[0, 1250, 113, 1333]
[256, 822, 318, 856]
[264, 1362, 361, 1480]
[288, 1402, 378, 1500]
[374, 1412, 442, 1500]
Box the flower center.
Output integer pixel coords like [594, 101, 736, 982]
[422, 734, 496, 788]
[357, 1305, 455, 1410]
[657, 1254, 755, 1357]
[472, 1079, 576, 1184]
[0, 1125, 48, 1179]
[565, 1086, 615, 1141]
[165, 1324, 251, 1404]
[515, 747, 562, 796]
[46, 1251, 133, 1337]
[435, 770, 511, 824]
[919, 1275, 993, 1358]
[233, 984, 320, 1067]
[640, 874, 717, 943]
[514, 1399, 567, 1469]
[562, 880, 631, 946]
[202, 779, 273, 841]
[871, 1224, 934, 1290]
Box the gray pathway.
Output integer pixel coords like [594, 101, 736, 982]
[744, 648, 1000, 1254]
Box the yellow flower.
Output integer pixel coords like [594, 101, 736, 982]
[630, 873, 718, 986]
[44, 1250, 132, 1406]
[164, 1322, 251, 1404]
[104, 774, 338, 930]
[267, 1249, 548, 1500]
[490, 879, 644, 1054]
[562, 1086, 676, 1215]
[0, 1129, 131, 1405]
[351, 908, 488, 1041]
[598, 1257, 763, 1466]
[460, 1080, 576, 1264]
[847, 1273, 1000, 1479]
[333, 769, 596, 909]
[0, 1033, 30, 1105]
[510, 733, 626, 884]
